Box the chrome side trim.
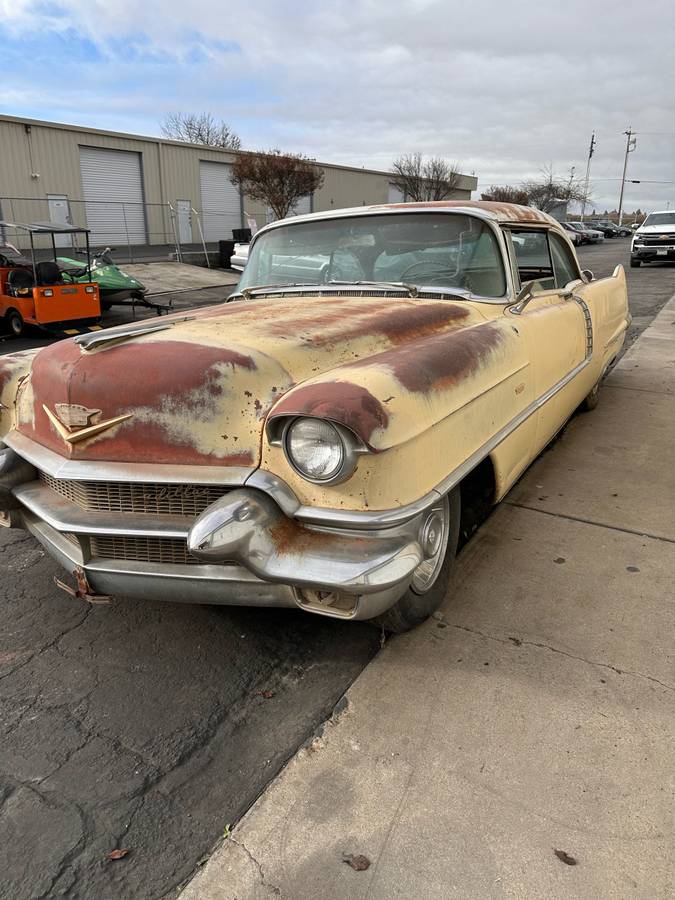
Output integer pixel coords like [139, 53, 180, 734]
[281, 356, 593, 530]
[75, 321, 173, 349]
[4, 431, 255, 486]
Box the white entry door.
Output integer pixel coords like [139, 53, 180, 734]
[48, 194, 72, 247]
[176, 200, 192, 243]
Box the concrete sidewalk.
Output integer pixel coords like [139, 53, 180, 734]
[181, 300, 675, 900]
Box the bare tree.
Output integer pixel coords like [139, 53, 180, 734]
[230, 150, 325, 220]
[521, 165, 589, 213]
[161, 112, 241, 150]
[390, 153, 463, 201]
[481, 185, 530, 205]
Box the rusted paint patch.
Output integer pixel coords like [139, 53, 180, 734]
[270, 380, 389, 446]
[264, 301, 471, 348]
[346, 322, 505, 394]
[19, 339, 260, 465]
[269, 517, 369, 556]
[372, 199, 555, 225]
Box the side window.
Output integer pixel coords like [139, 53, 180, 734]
[549, 231, 581, 288]
[509, 229, 554, 291]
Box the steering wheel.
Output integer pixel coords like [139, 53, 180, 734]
[399, 260, 461, 284]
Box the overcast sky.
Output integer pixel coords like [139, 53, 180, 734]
[2, 0, 673, 212]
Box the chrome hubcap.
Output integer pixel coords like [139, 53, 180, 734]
[411, 496, 450, 594]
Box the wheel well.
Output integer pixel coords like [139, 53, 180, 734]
[459, 455, 496, 547]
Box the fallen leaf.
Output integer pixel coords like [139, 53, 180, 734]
[554, 849, 577, 866]
[257, 690, 274, 699]
[106, 849, 130, 861]
[343, 853, 371, 871]
[223, 824, 231, 839]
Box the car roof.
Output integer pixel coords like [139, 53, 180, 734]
[0, 220, 90, 235]
[259, 200, 560, 234]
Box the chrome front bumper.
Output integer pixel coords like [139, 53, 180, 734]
[0, 444, 424, 621]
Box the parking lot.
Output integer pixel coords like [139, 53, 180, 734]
[1, 239, 673, 900]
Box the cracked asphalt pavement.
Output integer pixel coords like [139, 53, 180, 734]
[1, 242, 673, 900]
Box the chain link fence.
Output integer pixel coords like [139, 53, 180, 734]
[0, 197, 239, 266]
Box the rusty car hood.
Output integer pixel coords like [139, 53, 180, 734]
[14, 294, 490, 467]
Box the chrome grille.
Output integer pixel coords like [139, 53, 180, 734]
[40, 473, 228, 516]
[640, 234, 675, 245]
[90, 535, 201, 566]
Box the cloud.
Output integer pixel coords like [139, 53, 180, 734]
[3, 0, 674, 210]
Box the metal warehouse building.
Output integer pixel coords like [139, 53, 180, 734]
[0, 115, 477, 255]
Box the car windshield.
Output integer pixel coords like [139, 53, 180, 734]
[237, 212, 507, 298]
[643, 212, 675, 227]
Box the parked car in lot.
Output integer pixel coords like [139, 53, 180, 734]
[588, 220, 620, 238]
[567, 222, 605, 244]
[595, 219, 632, 238]
[630, 209, 675, 267]
[561, 222, 583, 245]
[230, 242, 249, 272]
[0, 202, 630, 632]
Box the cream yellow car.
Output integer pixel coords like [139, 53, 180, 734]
[0, 202, 630, 631]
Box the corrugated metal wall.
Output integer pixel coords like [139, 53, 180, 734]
[0, 115, 478, 249]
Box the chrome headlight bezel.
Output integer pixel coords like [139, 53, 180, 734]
[276, 416, 366, 485]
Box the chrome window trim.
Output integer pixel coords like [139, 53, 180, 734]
[237, 209, 517, 305]
[3, 431, 255, 486]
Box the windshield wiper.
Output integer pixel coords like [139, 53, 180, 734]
[326, 280, 421, 297]
[228, 281, 472, 302]
[228, 282, 318, 301]
[327, 280, 471, 300]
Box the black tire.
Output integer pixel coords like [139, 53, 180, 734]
[373, 487, 461, 634]
[6, 309, 24, 337]
[630, 258, 641, 268]
[580, 379, 601, 411]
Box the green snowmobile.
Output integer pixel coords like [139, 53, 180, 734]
[58, 247, 168, 314]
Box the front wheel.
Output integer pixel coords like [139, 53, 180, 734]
[373, 488, 461, 633]
[630, 258, 641, 268]
[6, 309, 24, 337]
[580, 379, 601, 411]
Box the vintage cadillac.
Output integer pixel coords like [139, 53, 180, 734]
[0, 202, 630, 631]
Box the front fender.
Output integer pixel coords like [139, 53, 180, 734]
[0, 349, 39, 443]
[262, 319, 530, 510]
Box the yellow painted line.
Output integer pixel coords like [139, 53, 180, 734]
[63, 329, 79, 335]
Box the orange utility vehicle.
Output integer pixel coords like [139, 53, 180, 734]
[0, 222, 101, 337]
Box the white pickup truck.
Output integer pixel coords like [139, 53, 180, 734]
[229, 242, 250, 272]
[631, 210, 675, 267]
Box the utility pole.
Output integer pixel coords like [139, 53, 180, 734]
[580, 132, 595, 223]
[617, 128, 637, 226]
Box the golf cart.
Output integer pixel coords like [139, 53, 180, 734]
[0, 221, 101, 337]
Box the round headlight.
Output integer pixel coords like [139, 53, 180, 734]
[284, 418, 345, 482]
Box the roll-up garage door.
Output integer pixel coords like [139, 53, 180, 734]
[79, 147, 147, 245]
[199, 161, 242, 241]
[388, 183, 405, 203]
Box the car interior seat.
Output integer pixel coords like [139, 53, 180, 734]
[36, 261, 63, 286]
[6, 268, 35, 296]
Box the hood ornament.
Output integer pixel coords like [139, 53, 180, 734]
[44, 404, 132, 444]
